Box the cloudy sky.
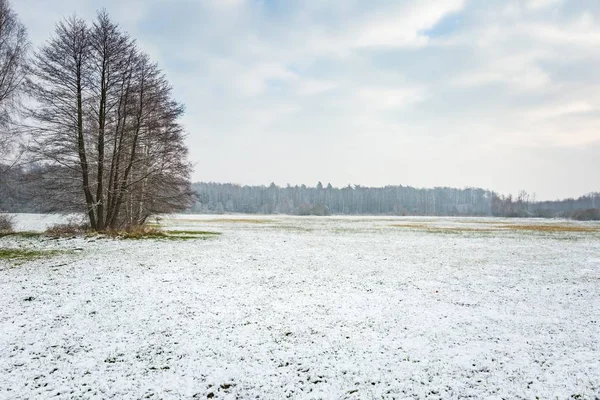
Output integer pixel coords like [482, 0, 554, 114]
[13, 0, 600, 200]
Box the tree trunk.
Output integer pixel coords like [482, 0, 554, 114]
[96, 61, 107, 231]
[76, 55, 97, 230]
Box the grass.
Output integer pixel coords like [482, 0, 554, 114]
[391, 224, 493, 233]
[160, 230, 222, 241]
[167, 230, 221, 236]
[391, 223, 437, 230]
[0, 248, 60, 261]
[195, 218, 274, 224]
[0, 231, 44, 239]
[1, 225, 222, 241]
[271, 225, 314, 232]
[45, 222, 91, 237]
[162, 235, 218, 241]
[118, 230, 167, 239]
[390, 223, 600, 234]
[118, 228, 222, 240]
[499, 224, 600, 232]
[459, 220, 509, 225]
[331, 227, 380, 234]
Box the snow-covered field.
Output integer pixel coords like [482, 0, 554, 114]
[1, 214, 600, 399]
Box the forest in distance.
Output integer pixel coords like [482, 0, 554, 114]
[1, 166, 599, 220]
[190, 182, 600, 220]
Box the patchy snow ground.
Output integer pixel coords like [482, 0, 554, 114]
[1, 215, 600, 399]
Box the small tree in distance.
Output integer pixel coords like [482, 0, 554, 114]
[27, 10, 194, 231]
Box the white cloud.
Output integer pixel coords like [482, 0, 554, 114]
[295, 79, 338, 96]
[204, 58, 297, 96]
[355, 86, 426, 110]
[452, 55, 551, 90]
[524, 102, 595, 120]
[527, 22, 600, 47]
[202, 0, 246, 11]
[527, 0, 563, 10]
[354, 0, 465, 48]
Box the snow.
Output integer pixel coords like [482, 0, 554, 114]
[1, 215, 600, 399]
[10, 213, 80, 232]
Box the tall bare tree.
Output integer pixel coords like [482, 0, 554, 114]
[29, 11, 193, 231]
[0, 0, 28, 171]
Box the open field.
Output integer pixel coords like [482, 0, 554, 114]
[1, 214, 600, 399]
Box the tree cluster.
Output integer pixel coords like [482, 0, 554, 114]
[191, 182, 600, 220]
[192, 182, 494, 216]
[0, 2, 193, 231]
[26, 12, 193, 230]
[493, 191, 600, 220]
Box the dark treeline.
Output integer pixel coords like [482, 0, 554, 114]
[191, 182, 600, 220]
[0, 164, 48, 212]
[3, 174, 599, 220]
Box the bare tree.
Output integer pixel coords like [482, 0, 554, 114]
[28, 11, 193, 231]
[0, 0, 28, 171]
[27, 16, 95, 222]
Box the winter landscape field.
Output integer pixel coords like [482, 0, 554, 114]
[1, 214, 600, 399]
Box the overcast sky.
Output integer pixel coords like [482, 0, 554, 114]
[13, 0, 600, 200]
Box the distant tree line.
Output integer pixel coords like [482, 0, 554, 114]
[0, 165, 37, 212]
[3, 175, 599, 220]
[191, 182, 600, 220]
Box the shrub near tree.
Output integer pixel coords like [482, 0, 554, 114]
[27, 11, 194, 232]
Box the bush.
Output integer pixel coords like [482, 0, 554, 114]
[45, 219, 166, 238]
[296, 204, 330, 216]
[113, 226, 167, 239]
[45, 221, 91, 237]
[0, 214, 14, 232]
[532, 208, 556, 218]
[569, 209, 600, 221]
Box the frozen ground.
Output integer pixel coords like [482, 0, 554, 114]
[1, 214, 600, 399]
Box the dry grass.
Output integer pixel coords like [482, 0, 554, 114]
[116, 227, 221, 240]
[0, 248, 61, 261]
[390, 224, 493, 233]
[460, 220, 508, 225]
[168, 218, 273, 225]
[273, 225, 314, 232]
[204, 218, 274, 224]
[391, 222, 600, 234]
[0, 231, 43, 239]
[499, 224, 600, 232]
[115, 227, 168, 239]
[45, 222, 91, 237]
[390, 224, 431, 230]
[166, 230, 221, 236]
